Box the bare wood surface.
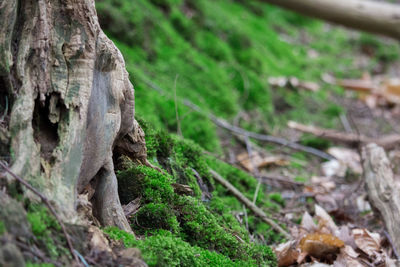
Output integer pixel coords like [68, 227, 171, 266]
[210, 169, 291, 239]
[361, 144, 400, 258]
[259, 0, 400, 40]
[288, 121, 400, 149]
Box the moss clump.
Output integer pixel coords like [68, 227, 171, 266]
[0, 221, 5, 235]
[26, 205, 68, 259]
[138, 118, 214, 198]
[116, 163, 276, 265]
[117, 164, 176, 205]
[135, 203, 179, 233]
[105, 227, 276, 267]
[26, 264, 55, 267]
[115, 121, 277, 266]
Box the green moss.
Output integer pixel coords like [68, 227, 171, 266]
[117, 164, 176, 205]
[115, 134, 277, 265]
[95, 0, 398, 152]
[26, 264, 55, 267]
[134, 203, 179, 233]
[294, 176, 307, 183]
[26, 205, 66, 259]
[27, 205, 60, 237]
[105, 227, 276, 267]
[0, 220, 5, 235]
[300, 135, 331, 150]
[269, 193, 285, 207]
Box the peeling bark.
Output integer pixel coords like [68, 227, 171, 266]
[0, 0, 146, 232]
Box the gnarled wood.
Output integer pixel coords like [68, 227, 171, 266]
[362, 144, 400, 256]
[0, 0, 146, 232]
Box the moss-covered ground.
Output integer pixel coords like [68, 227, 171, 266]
[110, 121, 279, 266]
[96, 0, 399, 153]
[93, 0, 400, 265]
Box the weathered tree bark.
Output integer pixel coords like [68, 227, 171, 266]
[0, 0, 146, 232]
[259, 0, 400, 40]
[361, 144, 400, 256]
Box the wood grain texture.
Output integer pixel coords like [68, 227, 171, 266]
[362, 143, 400, 256]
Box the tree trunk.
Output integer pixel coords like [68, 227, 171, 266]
[0, 0, 146, 232]
[259, 0, 400, 40]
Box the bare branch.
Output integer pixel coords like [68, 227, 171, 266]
[288, 121, 400, 149]
[258, 0, 400, 40]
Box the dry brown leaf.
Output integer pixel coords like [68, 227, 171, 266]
[298, 233, 344, 260]
[321, 160, 347, 178]
[301, 212, 317, 232]
[327, 147, 362, 175]
[274, 240, 300, 267]
[237, 152, 263, 172]
[336, 226, 357, 248]
[334, 251, 363, 267]
[123, 197, 141, 217]
[383, 78, 400, 104]
[352, 228, 381, 257]
[343, 245, 359, 258]
[315, 204, 338, 233]
[257, 156, 289, 168]
[237, 152, 288, 172]
[311, 176, 336, 192]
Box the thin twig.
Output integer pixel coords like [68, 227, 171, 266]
[210, 169, 291, 239]
[244, 135, 262, 204]
[340, 113, 353, 133]
[384, 230, 400, 260]
[173, 74, 182, 137]
[141, 77, 335, 161]
[243, 205, 249, 231]
[261, 175, 304, 188]
[0, 161, 80, 264]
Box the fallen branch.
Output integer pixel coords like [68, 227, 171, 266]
[261, 175, 304, 189]
[141, 77, 335, 161]
[0, 161, 80, 264]
[288, 121, 400, 150]
[259, 0, 400, 40]
[361, 144, 400, 259]
[210, 169, 291, 239]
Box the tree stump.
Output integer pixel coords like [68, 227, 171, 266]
[0, 0, 145, 232]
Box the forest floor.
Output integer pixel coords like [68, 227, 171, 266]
[3, 1, 400, 267]
[95, 0, 400, 265]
